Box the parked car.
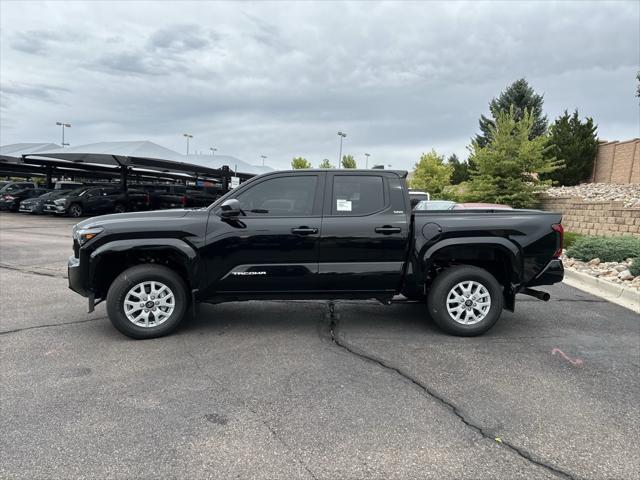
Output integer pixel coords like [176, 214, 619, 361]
[454, 202, 513, 210]
[414, 200, 456, 211]
[19, 189, 72, 214]
[68, 169, 564, 340]
[0, 188, 50, 211]
[0, 181, 37, 194]
[44, 186, 150, 217]
[408, 190, 430, 209]
[141, 184, 221, 210]
[54, 181, 84, 190]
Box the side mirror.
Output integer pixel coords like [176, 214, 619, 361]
[220, 198, 242, 218]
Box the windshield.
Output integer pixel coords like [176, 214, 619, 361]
[0, 183, 29, 194]
[67, 187, 91, 196]
[40, 190, 70, 199]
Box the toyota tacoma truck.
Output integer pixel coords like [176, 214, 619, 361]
[68, 170, 564, 339]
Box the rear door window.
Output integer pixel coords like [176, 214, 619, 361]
[331, 175, 385, 216]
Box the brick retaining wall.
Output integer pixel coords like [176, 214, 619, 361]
[540, 196, 640, 236]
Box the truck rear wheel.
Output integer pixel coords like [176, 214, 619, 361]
[427, 265, 503, 336]
[106, 264, 189, 339]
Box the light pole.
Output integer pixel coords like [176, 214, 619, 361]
[183, 133, 193, 155]
[209, 147, 217, 156]
[337, 131, 347, 167]
[56, 122, 71, 147]
[364, 153, 370, 169]
[261, 155, 267, 166]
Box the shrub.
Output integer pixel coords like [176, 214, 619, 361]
[563, 232, 584, 250]
[566, 235, 640, 263]
[630, 257, 640, 277]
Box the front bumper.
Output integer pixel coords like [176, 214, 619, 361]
[68, 255, 91, 297]
[44, 204, 66, 214]
[527, 259, 564, 287]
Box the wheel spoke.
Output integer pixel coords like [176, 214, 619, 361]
[124, 281, 175, 328]
[446, 280, 492, 325]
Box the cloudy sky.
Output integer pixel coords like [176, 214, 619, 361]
[1, 1, 638, 170]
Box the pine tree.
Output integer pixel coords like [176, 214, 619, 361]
[465, 107, 560, 208]
[447, 154, 470, 185]
[409, 149, 452, 196]
[291, 157, 312, 169]
[341, 155, 356, 168]
[475, 78, 548, 147]
[543, 110, 598, 186]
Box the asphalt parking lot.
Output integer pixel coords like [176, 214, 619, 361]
[1, 212, 638, 480]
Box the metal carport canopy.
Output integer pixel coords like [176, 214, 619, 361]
[23, 141, 226, 178]
[1, 143, 60, 164]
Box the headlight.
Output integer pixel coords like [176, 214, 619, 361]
[73, 226, 104, 245]
[54, 198, 66, 205]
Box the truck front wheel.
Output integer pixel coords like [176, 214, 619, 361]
[106, 264, 189, 339]
[427, 265, 503, 336]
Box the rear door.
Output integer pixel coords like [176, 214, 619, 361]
[318, 172, 409, 293]
[206, 172, 325, 293]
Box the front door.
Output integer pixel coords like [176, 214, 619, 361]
[318, 173, 409, 293]
[204, 173, 325, 294]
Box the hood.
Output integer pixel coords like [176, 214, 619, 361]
[75, 209, 194, 230]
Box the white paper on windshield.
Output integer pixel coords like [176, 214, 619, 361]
[336, 199, 352, 211]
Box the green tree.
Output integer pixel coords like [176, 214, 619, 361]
[465, 107, 560, 208]
[409, 149, 452, 196]
[341, 155, 356, 168]
[543, 110, 598, 186]
[318, 158, 335, 168]
[475, 78, 548, 148]
[291, 157, 311, 169]
[447, 154, 470, 185]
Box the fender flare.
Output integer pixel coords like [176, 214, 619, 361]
[423, 237, 522, 283]
[89, 238, 200, 290]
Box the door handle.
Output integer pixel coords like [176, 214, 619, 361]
[375, 226, 401, 234]
[291, 227, 318, 235]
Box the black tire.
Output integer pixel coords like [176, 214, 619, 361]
[427, 265, 504, 336]
[106, 264, 189, 339]
[68, 203, 83, 218]
[113, 203, 127, 213]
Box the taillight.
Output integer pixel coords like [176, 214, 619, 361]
[181, 195, 187, 207]
[552, 223, 563, 258]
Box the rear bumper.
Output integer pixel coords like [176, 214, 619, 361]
[527, 259, 564, 287]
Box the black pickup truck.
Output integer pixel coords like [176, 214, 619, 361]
[68, 170, 564, 339]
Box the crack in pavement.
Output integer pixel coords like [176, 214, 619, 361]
[0, 263, 67, 279]
[181, 348, 318, 480]
[323, 301, 579, 480]
[0, 316, 106, 336]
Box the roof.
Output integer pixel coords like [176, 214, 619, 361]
[184, 154, 274, 176]
[260, 169, 408, 177]
[0, 143, 60, 163]
[26, 140, 184, 164]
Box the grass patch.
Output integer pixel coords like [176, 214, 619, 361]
[566, 235, 640, 263]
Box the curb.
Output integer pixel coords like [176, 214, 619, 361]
[563, 269, 640, 313]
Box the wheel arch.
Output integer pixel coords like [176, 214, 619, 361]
[89, 238, 200, 300]
[422, 238, 522, 311]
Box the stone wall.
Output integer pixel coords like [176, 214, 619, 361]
[540, 196, 640, 236]
[591, 139, 640, 184]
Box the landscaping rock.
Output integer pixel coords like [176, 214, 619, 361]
[545, 183, 640, 208]
[618, 270, 633, 281]
[587, 258, 601, 266]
